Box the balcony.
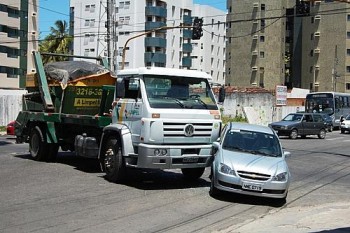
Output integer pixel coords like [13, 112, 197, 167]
[145, 21, 166, 31]
[182, 43, 192, 53]
[145, 37, 167, 48]
[182, 57, 192, 67]
[145, 6, 167, 18]
[144, 52, 166, 64]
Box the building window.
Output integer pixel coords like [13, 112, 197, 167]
[347, 49, 350, 56]
[260, 51, 265, 58]
[85, 5, 90, 11]
[125, 1, 130, 9]
[261, 19, 265, 27]
[260, 36, 265, 42]
[346, 83, 350, 90]
[348, 14, 350, 21]
[347, 32, 350, 39]
[347, 66, 350, 72]
[261, 4, 265, 11]
[90, 4, 96, 13]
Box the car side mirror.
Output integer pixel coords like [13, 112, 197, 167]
[283, 151, 291, 158]
[211, 141, 220, 155]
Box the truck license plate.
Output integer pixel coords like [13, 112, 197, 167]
[242, 182, 262, 191]
[183, 157, 199, 163]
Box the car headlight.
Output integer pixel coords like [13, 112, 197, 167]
[281, 125, 288, 130]
[219, 163, 236, 176]
[272, 172, 288, 181]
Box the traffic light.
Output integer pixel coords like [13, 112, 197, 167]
[192, 17, 203, 40]
[296, 0, 310, 17]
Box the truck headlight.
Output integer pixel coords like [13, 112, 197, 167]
[220, 163, 236, 176]
[273, 172, 287, 181]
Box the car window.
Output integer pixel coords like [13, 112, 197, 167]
[283, 114, 302, 121]
[313, 115, 323, 123]
[303, 114, 313, 122]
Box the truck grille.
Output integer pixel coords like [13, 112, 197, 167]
[163, 122, 213, 137]
[237, 171, 271, 181]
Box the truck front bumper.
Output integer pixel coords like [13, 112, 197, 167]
[134, 143, 213, 169]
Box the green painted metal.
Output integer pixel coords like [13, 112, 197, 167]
[33, 51, 55, 112]
[46, 122, 57, 143]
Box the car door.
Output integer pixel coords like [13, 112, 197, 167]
[313, 114, 325, 134]
[301, 114, 314, 135]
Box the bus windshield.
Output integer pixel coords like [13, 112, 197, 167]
[305, 96, 334, 115]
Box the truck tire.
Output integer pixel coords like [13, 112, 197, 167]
[29, 126, 48, 161]
[103, 137, 126, 183]
[289, 129, 298, 139]
[181, 167, 205, 180]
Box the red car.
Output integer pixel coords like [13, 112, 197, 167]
[6, 121, 15, 135]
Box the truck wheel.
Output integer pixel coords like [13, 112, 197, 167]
[103, 138, 126, 183]
[289, 129, 298, 139]
[46, 144, 59, 162]
[318, 129, 326, 139]
[29, 126, 48, 161]
[181, 167, 205, 180]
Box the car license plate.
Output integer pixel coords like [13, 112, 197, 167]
[183, 157, 198, 163]
[242, 182, 262, 192]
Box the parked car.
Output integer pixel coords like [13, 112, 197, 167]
[320, 113, 334, 132]
[340, 114, 350, 133]
[268, 113, 327, 139]
[210, 122, 291, 201]
[6, 121, 15, 135]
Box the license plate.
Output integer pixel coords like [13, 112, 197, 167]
[242, 182, 262, 192]
[183, 157, 199, 163]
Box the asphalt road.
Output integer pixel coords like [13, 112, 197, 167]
[0, 131, 349, 233]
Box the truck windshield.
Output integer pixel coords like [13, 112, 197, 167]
[143, 75, 218, 110]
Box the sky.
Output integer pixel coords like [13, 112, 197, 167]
[38, 0, 226, 38]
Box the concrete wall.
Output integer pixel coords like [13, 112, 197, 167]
[218, 91, 304, 126]
[0, 89, 27, 126]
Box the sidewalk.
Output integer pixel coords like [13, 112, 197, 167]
[220, 202, 350, 233]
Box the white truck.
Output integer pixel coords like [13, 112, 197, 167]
[100, 66, 222, 182]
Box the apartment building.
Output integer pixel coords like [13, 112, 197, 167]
[226, 0, 289, 90]
[0, 0, 38, 88]
[70, 0, 226, 85]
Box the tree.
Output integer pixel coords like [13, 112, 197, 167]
[39, 20, 72, 63]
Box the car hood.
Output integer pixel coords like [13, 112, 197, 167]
[220, 149, 288, 176]
[270, 121, 298, 127]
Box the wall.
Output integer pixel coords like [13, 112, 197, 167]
[0, 89, 27, 126]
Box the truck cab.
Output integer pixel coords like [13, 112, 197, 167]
[100, 67, 222, 181]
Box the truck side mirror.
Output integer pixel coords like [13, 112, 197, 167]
[218, 86, 225, 103]
[116, 78, 125, 98]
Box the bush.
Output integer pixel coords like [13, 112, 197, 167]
[222, 115, 247, 125]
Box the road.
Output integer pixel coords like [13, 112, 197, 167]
[0, 132, 349, 233]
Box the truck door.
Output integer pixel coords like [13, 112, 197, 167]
[114, 77, 143, 144]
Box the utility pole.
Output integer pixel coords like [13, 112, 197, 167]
[106, 0, 115, 71]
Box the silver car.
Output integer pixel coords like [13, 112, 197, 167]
[210, 122, 291, 200]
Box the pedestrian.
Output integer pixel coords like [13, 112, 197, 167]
[340, 115, 344, 123]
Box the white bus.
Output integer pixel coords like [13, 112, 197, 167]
[305, 92, 350, 128]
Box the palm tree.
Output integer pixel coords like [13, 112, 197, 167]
[39, 20, 72, 63]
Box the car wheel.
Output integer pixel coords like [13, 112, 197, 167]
[181, 167, 205, 180]
[29, 126, 48, 161]
[209, 168, 220, 197]
[329, 125, 333, 132]
[318, 129, 326, 139]
[102, 137, 126, 183]
[289, 129, 298, 139]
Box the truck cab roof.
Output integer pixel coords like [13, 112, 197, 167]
[117, 67, 213, 82]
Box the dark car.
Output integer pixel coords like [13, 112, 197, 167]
[320, 114, 333, 132]
[268, 113, 327, 139]
[6, 121, 15, 135]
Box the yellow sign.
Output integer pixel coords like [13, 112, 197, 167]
[74, 98, 100, 107]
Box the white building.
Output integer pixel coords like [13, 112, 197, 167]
[69, 0, 226, 84]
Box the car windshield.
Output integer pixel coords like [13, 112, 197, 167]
[345, 115, 350, 120]
[222, 130, 282, 157]
[143, 75, 218, 110]
[282, 113, 303, 122]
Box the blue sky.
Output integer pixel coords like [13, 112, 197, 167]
[38, 0, 226, 38]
